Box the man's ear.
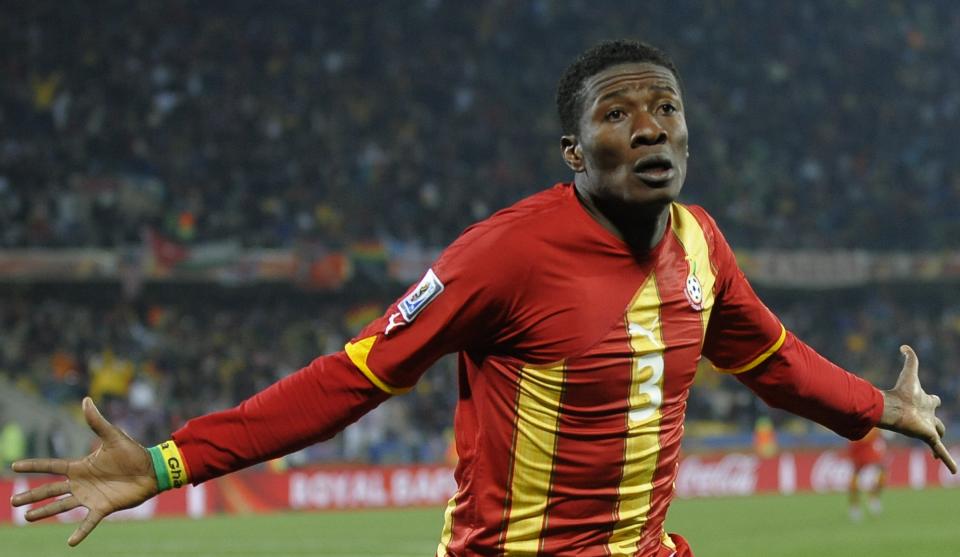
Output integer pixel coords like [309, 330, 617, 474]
[561, 135, 585, 172]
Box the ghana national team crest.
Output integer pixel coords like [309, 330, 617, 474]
[684, 256, 704, 311]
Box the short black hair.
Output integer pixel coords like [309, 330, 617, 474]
[556, 40, 681, 135]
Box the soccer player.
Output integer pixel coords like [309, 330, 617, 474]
[10, 40, 955, 557]
[847, 428, 888, 521]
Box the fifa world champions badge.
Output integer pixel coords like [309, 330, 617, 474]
[684, 258, 704, 311]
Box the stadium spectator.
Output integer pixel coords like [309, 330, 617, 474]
[10, 40, 955, 557]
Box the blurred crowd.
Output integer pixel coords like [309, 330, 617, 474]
[0, 288, 458, 465]
[2, 1, 959, 251]
[3, 2, 960, 467]
[2, 286, 959, 465]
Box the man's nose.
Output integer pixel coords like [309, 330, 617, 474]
[630, 112, 667, 147]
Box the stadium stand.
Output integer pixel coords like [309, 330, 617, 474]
[2, 1, 959, 466]
[2, 1, 959, 250]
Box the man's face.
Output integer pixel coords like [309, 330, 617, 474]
[563, 62, 688, 209]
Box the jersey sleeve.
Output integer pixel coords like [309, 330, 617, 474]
[692, 206, 882, 439]
[171, 222, 520, 483]
[344, 223, 519, 394]
[172, 351, 390, 484]
[736, 333, 883, 439]
[695, 207, 785, 372]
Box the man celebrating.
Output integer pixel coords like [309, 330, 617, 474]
[10, 40, 954, 557]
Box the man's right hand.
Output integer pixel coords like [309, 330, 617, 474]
[10, 397, 159, 546]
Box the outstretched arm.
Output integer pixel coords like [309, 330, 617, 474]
[10, 397, 158, 546]
[692, 205, 955, 472]
[733, 331, 884, 441]
[10, 351, 390, 545]
[736, 336, 956, 474]
[878, 345, 956, 473]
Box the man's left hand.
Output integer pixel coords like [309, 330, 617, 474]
[879, 345, 957, 474]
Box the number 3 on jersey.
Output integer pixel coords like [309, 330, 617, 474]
[627, 318, 665, 423]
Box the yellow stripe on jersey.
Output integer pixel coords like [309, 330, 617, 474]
[660, 531, 677, 551]
[608, 272, 666, 554]
[344, 336, 413, 395]
[713, 324, 788, 374]
[670, 203, 717, 342]
[502, 360, 566, 554]
[435, 493, 458, 557]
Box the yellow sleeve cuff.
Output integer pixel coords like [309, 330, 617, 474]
[344, 336, 412, 395]
[714, 325, 787, 374]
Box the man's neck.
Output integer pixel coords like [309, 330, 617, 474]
[574, 186, 671, 253]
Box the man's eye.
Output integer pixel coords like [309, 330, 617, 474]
[605, 109, 626, 121]
[659, 103, 678, 115]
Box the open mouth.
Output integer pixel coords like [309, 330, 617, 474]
[633, 155, 675, 184]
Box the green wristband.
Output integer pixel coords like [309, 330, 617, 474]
[147, 445, 171, 491]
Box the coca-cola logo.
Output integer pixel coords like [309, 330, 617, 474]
[676, 454, 758, 498]
[810, 451, 852, 492]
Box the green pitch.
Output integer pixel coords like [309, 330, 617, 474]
[1, 488, 956, 556]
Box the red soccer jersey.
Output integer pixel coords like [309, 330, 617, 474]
[173, 183, 882, 556]
[341, 184, 881, 555]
